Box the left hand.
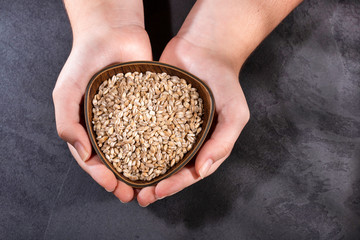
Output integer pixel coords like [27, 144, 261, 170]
[136, 36, 250, 207]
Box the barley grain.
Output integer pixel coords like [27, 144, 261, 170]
[92, 71, 203, 181]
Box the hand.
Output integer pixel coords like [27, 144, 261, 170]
[136, 0, 301, 207]
[53, 24, 152, 202]
[136, 36, 250, 206]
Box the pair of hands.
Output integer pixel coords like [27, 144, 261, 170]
[53, 22, 249, 206]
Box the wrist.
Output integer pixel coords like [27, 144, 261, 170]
[177, 0, 302, 73]
[64, 0, 145, 43]
[174, 33, 247, 73]
[72, 24, 146, 48]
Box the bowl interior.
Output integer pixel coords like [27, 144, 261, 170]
[85, 61, 215, 188]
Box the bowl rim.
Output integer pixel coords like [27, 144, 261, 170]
[84, 60, 215, 188]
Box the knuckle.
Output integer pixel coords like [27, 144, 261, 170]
[236, 104, 250, 125]
[52, 87, 60, 102]
[209, 138, 233, 161]
[242, 107, 250, 124]
[228, 95, 250, 125]
[221, 142, 234, 158]
[56, 123, 68, 140]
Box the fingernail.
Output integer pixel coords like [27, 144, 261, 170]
[119, 199, 125, 203]
[157, 196, 166, 200]
[105, 188, 113, 192]
[74, 141, 89, 161]
[199, 159, 213, 179]
[139, 202, 149, 208]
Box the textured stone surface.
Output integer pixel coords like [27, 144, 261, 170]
[0, 0, 359, 239]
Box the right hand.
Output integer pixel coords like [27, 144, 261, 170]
[52, 25, 152, 202]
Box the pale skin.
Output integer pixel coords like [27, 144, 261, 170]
[53, 0, 302, 206]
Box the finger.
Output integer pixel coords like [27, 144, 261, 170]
[155, 166, 199, 199]
[68, 143, 118, 192]
[195, 95, 250, 179]
[154, 156, 228, 199]
[137, 186, 156, 207]
[134, 188, 141, 200]
[113, 180, 134, 203]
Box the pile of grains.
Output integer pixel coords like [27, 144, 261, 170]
[92, 71, 203, 181]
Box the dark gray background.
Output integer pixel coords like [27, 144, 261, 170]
[1, 0, 359, 239]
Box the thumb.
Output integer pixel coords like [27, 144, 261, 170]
[53, 86, 92, 161]
[52, 59, 93, 161]
[195, 95, 250, 178]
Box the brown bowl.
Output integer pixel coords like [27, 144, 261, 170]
[84, 61, 215, 188]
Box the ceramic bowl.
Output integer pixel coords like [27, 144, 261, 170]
[84, 61, 215, 188]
